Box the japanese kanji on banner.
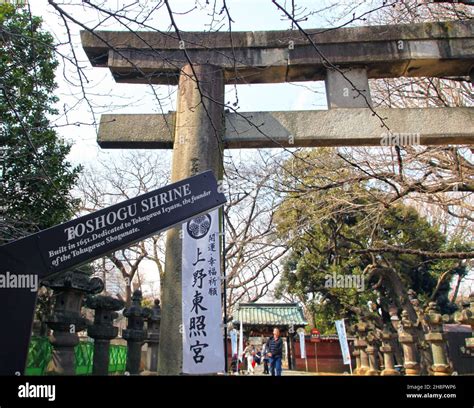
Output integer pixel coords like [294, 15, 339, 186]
[182, 209, 224, 374]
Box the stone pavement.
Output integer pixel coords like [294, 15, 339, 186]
[232, 363, 345, 376]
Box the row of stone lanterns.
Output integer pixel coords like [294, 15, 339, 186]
[41, 269, 161, 375]
[350, 293, 474, 376]
[454, 293, 474, 357]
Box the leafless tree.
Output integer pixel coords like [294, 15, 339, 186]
[223, 154, 288, 315]
[76, 151, 170, 304]
[8, 0, 472, 310]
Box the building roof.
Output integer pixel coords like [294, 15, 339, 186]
[233, 303, 307, 327]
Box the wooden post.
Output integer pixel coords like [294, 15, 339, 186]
[290, 334, 296, 370]
[315, 342, 319, 373]
[286, 336, 292, 370]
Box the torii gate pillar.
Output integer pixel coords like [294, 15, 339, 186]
[158, 64, 224, 375]
[79, 19, 474, 374]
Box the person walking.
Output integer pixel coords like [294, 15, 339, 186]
[244, 342, 255, 375]
[266, 328, 283, 376]
[262, 341, 270, 374]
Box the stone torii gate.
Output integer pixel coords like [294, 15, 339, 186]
[81, 20, 474, 375]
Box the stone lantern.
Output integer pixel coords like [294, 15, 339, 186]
[353, 321, 370, 375]
[85, 295, 124, 375]
[123, 290, 151, 375]
[43, 269, 103, 375]
[398, 309, 420, 376]
[380, 327, 399, 376]
[388, 306, 400, 331]
[424, 301, 452, 376]
[365, 325, 380, 376]
[145, 299, 161, 372]
[455, 292, 474, 356]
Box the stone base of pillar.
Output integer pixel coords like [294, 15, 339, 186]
[425, 332, 451, 376]
[47, 332, 79, 375]
[380, 343, 399, 376]
[92, 340, 111, 376]
[404, 362, 421, 376]
[357, 366, 369, 375]
[48, 349, 76, 375]
[125, 341, 144, 375]
[146, 344, 159, 372]
[352, 353, 361, 375]
[381, 368, 400, 376]
[431, 364, 452, 376]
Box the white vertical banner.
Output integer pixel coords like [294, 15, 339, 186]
[298, 332, 306, 359]
[182, 209, 224, 374]
[238, 309, 244, 362]
[335, 319, 351, 366]
[230, 329, 238, 356]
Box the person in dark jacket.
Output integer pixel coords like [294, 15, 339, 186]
[266, 327, 283, 376]
[262, 341, 270, 374]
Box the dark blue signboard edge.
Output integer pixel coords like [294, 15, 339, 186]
[0, 170, 226, 375]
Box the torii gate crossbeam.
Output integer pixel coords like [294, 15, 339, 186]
[80, 20, 474, 375]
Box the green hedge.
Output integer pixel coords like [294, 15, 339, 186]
[25, 336, 127, 375]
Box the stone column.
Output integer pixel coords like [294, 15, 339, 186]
[380, 328, 399, 376]
[424, 302, 452, 376]
[388, 306, 401, 331]
[354, 322, 370, 375]
[348, 325, 361, 375]
[85, 295, 124, 376]
[158, 64, 224, 375]
[388, 307, 404, 368]
[145, 299, 161, 372]
[44, 270, 103, 375]
[325, 67, 372, 108]
[365, 327, 380, 376]
[352, 349, 361, 375]
[398, 310, 420, 376]
[455, 292, 473, 356]
[123, 290, 151, 375]
[408, 290, 433, 374]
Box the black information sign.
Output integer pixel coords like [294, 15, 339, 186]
[0, 170, 226, 375]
